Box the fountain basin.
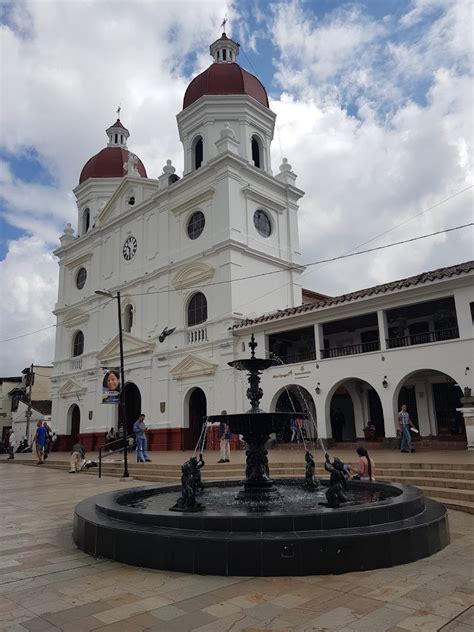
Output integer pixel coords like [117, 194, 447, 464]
[74, 480, 449, 576]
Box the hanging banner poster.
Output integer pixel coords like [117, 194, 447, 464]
[102, 368, 121, 404]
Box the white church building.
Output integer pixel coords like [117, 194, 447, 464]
[51, 33, 474, 452]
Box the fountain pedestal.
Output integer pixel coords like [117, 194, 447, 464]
[209, 336, 303, 502]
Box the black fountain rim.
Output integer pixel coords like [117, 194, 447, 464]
[87, 479, 424, 533]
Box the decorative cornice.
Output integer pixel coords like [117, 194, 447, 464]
[170, 354, 218, 380]
[172, 261, 215, 290]
[58, 378, 87, 398]
[242, 186, 286, 214]
[169, 188, 215, 216]
[63, 309, 90, 329]
[97, 332, 155, 363]
[64, 252, 93, 270]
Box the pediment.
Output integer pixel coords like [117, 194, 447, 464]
[172, 261, 215, 290]
[63, 308, 90, 329]
[97, 179, 158, 226]
[58, 378, 87, 398]
[97, 332, 155, 363]
[170, 354, 218, 380]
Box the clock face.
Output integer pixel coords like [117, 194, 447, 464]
[123, 235, 137, 261]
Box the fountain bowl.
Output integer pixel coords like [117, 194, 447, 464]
[74, 479, 449, 576]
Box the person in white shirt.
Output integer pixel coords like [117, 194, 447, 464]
[7, 429, 16, 459]
[397, 404, 416, 453]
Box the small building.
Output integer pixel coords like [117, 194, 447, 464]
[1, 366, 53, 443]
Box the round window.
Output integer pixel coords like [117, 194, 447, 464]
[76, 267, 87, 290]
[187, 211, 205, 240]
[253, 210, 271, 238]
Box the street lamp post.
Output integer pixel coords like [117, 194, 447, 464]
[95, 290, 129, 479]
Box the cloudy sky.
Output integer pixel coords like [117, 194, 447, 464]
[0, 0, 472, 374]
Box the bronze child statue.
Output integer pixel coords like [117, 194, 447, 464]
[324, 453, 349, 508]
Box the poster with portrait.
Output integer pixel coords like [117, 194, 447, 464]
[102, 368, 121, 404]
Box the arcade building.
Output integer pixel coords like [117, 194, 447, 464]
[50, 33, 474, 452]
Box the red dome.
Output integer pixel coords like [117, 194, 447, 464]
[183, 63, 269, 110]
[79, 147, 147, 184]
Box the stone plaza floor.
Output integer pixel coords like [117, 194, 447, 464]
[0, 464, 473, 632]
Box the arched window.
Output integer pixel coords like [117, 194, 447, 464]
[187, 292, 207, 327]
[193, 136, 203, 170]
[123, 304, 134, 332]
[251, 135, 262, 169]
[72, 331, 84, 357]
[83, 208, 90, 233]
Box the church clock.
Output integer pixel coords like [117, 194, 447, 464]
[123, 235, 137, 260]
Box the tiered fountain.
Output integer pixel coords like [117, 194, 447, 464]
[74, 337, 449, 576]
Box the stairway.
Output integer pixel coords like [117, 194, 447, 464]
[6, 457, 474, 514]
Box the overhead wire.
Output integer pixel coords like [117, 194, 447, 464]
[0, 221, 471, 345]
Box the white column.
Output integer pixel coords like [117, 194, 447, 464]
[314, 398, 330, 439]
[454, 291, 473, 339]
[379, 390, 397, 438]
[458, 395, 474, 449]
[377, 310, 388, 351]
[413, 380, 431, 437]
[314, 324, 323, 361]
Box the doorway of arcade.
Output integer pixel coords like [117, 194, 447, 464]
[187, 387, 207, 450]
[123, 382, 141, 435]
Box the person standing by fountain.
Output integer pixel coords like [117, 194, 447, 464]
[397, 404, 417, 453]
[217, 411, 232, 463]
[133, 414, 151, 463]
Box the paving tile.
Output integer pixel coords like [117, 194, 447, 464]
[202, 601, 243, 618]
[303, 606, 359, 629]
[397, 611, 451, 631]
[42, 601, 108, 625]
[174, 592, 222, 611]
[18, 618, 60, 632]
[149, 610, 218, 631]
[347, 604, 416, 631]
[149, 604, 188, 621]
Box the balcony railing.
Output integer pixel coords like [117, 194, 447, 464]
[386, 327, 459, 349]
[321, 340, 380, 359]
[187, 326, 208, 344]
[70, 358, 82, 370]
[270, 351, 316, 365]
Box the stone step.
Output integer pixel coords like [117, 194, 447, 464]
[429, 496, 474, 515]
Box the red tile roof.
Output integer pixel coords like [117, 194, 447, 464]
[183, 62, 269, 110]
[231, 260, 474, 329]
[31, 400, 52, 416]
[107, 119, 128, 131]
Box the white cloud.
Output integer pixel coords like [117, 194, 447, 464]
[267, 0, 473, 296]
[0, 236, 58, 373]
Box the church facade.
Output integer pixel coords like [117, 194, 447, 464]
[50, 33, 474, 451]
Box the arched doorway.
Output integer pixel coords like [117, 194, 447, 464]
[187, 387, 207, 450]
[123, 382, 141, 435]
[326, 379, 385, 442]
[394, 370, 464, 439]
[274, 385, 316, 442]
[67, 404, 81, 449]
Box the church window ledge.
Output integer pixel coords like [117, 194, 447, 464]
[70, 358, 83, 370]
[187, 326, 208, 344]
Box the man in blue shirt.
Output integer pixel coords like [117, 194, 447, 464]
[33, 420, 47, 464]
[133, 414, 151, 463]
